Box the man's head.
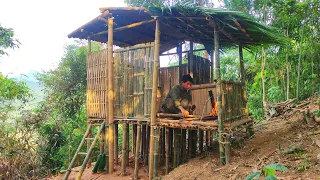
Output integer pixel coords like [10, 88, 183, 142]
[180, 74, 193, 90]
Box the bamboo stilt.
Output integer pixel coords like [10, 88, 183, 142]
[114, 124, 119, 164]
[134, 124, 142, 180]
[169, 128, 173, 161]
[187, 130, 192, 160]
[191, 130, 197, 158]
[173, 129, 178, 168]
[199, 130, 204, 153]
[225, 136, 231, 164]
[105, 126, 109, 173]
[161, 127, 166, 166]
[121, 124, 128, 176]
[153, 128, 160, 179]
[107, 17, 115, 173]
[213, 19, 226, 165]
[126, 124, 130, 166]
[133, 124, 137, 155]
[144, 126, 150, 165]
[181, 129, 186, 163]
[149, 17, 160, 180]
[165, 128, 170, 174]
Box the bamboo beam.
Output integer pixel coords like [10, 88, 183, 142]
[114, 44, 154, 53]
[229, 15, 250, 37]
[213, 19, 226, 165]
[158, 119, 219, 127]
[207, 17, 239, 44]
[107, 17, 115, 173]
[93, 19, 156, 36]
[134, 124, 142, 180]
[190, 83, 216, 90]
[160, 48, 206, 56]
[149, 17, 160, 180]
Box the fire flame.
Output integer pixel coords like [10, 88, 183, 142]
[209, 100, 218, 116]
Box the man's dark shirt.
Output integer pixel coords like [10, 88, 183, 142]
[163, 85, 192, 114]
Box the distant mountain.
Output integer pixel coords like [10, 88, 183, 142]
[12, 70, 44, 101]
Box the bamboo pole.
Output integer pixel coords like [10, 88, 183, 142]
[165, 128, 170, 174]
[153, 128, 160, 179]
[213, 19, 226, 165]
[224, 136, 230, 164]
[239, 44, 245, 83]
[161, 127, 166, 166]
[133, 124, 137, 155]
[134, 124, 142, 180]
[114, 124, 119, 164]
[173, 129, 178, 168]
[121, 124, 128, 176]
[199, 130, 204, 153]
[87, 37, 92, 168]
[149, 17, 160, 180]
[126, 124, 130, 166]
[105, 125, 109, 173]
[187, 130, 192, 160]
[93, 19, 156, 36]
[107, 17, 115, 173]
[191, 130, 197, 158]
[181, 129, 186, 163]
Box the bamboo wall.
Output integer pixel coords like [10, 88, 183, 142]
[86, 49, 108, 119]
[86, 47, 246, 123]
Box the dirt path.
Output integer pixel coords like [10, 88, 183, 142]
[52, 102, 320, 180]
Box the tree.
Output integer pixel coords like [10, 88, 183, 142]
[0, 24, 20, 56]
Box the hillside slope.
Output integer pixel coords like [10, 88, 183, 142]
[54, 96, 320, 180]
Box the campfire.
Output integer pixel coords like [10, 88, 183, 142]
[209, 100, 218, 116]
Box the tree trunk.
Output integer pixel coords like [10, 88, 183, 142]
[261, 47, 267, 119]
[296, 27, 304, 102]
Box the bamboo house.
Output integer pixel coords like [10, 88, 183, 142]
[64, 5, 285, 180]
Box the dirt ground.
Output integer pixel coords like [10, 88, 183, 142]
[52, 98, 320, 180]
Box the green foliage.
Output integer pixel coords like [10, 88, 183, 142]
[296, 159, 310, 171]
[0, 24, 20, 56]
[247, 163, 288, 180]
[245, 171, 261, 180]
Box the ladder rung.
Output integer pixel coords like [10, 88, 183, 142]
[78, 152, 88, 156]
[85, 138, 95, 140]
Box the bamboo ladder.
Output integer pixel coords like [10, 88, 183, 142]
[63, 122, 106, 180]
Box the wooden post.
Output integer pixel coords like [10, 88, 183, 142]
[134, 124, 142, 180]
[213, 19, 226, 165]
[149, 17, 160, 180]
[165, 128, 170, 174]
[121, 124, 128, 176]
[107, 17, 115, 173]
[114, 124, 119, 164]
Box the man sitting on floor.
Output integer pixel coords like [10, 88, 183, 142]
[161, 74, 196, 117]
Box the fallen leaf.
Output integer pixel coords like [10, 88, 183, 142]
[317, 153, 320, 160]
[316, 139, 320, 148]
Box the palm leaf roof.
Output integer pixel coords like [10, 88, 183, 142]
[68, 5, 287, 53]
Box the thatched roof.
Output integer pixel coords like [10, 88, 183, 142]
[68, 5, 286, 53]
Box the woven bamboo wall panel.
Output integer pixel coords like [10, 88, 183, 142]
[221, 82, 246, 122]
[86, 49, 107, 119]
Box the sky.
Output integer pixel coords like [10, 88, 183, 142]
[0, 0, 126, 77]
